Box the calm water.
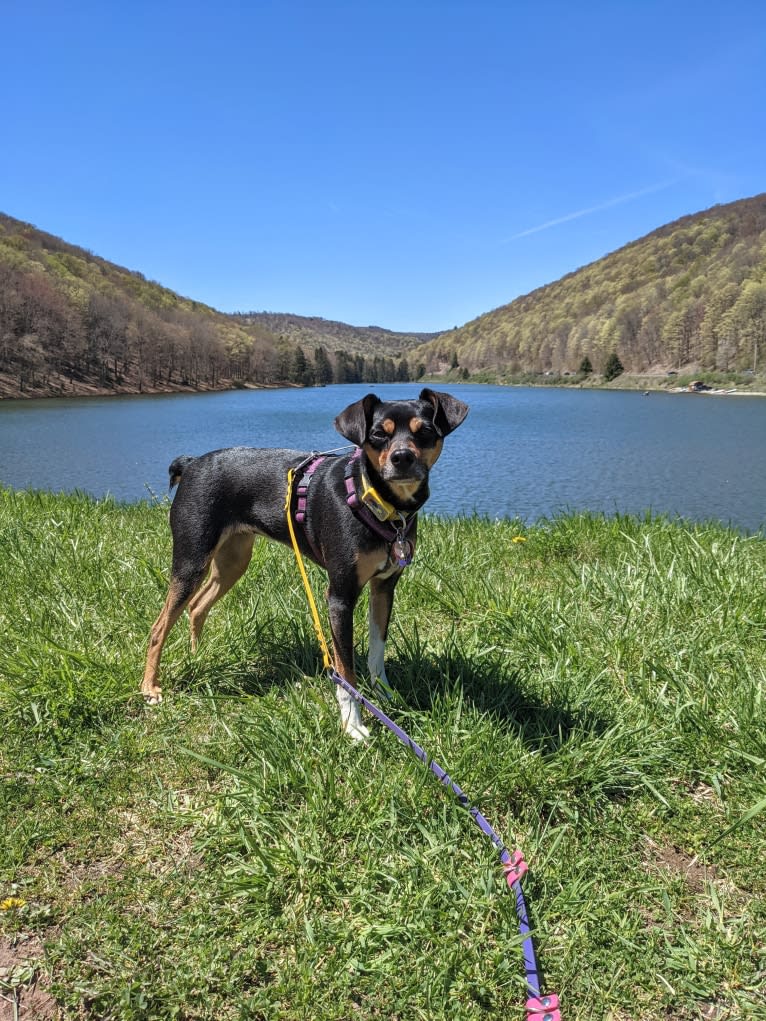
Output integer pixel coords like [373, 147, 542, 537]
[1, 383, 765, 531]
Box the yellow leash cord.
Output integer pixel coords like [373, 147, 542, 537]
[284, 467, 333, 671]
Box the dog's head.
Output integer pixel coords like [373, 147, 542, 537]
[335, 388, 469, 503]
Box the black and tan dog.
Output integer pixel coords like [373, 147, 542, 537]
[141, 388, 469, 740]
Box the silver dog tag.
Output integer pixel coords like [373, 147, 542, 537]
[391, 537, 413, 567]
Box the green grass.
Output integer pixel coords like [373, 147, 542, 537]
[1, 489, 765, 1019]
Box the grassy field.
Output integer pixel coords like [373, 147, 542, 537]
[1, 489, 765, 1020]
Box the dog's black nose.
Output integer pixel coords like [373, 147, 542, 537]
[389, 447, 415, 469]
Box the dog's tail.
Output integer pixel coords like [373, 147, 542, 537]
[168, 455, 195, 490]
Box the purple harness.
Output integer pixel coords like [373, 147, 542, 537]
[294, 454, 327, 564]
[295, 449, 416, 568]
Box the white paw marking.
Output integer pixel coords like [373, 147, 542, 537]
[343, 718, 371, 743]
[336, 686, 369, 742]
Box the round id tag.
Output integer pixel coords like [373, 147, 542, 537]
[391, 537, 413, 567]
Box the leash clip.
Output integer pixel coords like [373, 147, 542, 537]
[527, 994, 561, 1021]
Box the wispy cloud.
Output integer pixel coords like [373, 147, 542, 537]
[502, 178, 681, 243]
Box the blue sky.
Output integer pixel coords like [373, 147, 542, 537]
[3, 1, 765, 333]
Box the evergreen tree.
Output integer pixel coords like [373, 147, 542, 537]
[290, 346, 314, 385]
[579, 355, 593, 375]
[313, 345, 334, 384]
[603, 351, 624, 381]
[334, 350, 350, 383]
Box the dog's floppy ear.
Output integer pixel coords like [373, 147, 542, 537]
[334, 393, 381, 446]
[419, 388, 469, 436]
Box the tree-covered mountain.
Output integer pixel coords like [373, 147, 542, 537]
[415, 193, 766, 380]
[235, 311, 437, 357]
[4, 193, 766, 399]
[0, 214, 280, 397]
[0, 215, 416, 398]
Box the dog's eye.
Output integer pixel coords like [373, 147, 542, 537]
[369, 428, 389, 445]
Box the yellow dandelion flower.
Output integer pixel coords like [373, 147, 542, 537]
[511, 535, 527, 544]
[0, 896, 27, 911]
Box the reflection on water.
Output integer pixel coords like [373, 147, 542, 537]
[1, 384, 765, 531]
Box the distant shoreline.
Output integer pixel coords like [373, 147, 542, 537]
[2, 373, 765, 401]
[0, 375, 300, 402]
[433, 374, 766, 399]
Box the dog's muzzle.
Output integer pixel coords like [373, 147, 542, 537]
[384, 446, 426, 480]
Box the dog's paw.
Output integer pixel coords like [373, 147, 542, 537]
[336, 687, 369, 742]
[343, 718, 370, 743]
[142, 688, 163, 706]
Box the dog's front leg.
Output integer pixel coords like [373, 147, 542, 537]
[368, 572, 401, 698]
[327, 585, 370, 742]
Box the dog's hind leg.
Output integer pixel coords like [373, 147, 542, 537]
[187, 531, 255, 651]
[141, 569, 206, 704]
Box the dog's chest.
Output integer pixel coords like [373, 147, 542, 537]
[355, 547, 401, 586]
[374, 558, 400, 580]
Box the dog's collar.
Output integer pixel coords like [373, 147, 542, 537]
[345, 448, 413, 523]
[344, 449, 416, 566]
[358, 466, 400, 523]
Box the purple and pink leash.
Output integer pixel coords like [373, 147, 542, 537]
[331, 669, 561, 1021]
[288, 451, 560, 1018]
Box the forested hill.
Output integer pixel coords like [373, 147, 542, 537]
[416, 193, 766, 378]
[235, 311, 438, 357]
[0, 214, 281, 398]
[5, 194, 766, 399]
[0, 215, 416, 399]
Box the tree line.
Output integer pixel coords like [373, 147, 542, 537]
[278, 343, 419, 386]
[0, 220, 419, 395]
[0, 259, 257, 392]
[418, 194, 766, 378]
[9, 196, 765, 397]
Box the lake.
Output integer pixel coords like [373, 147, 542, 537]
[1, 383, 765, 532]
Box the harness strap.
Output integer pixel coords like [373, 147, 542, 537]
[294, 455, 328, 565]
[295, 456, 326, 523]
[284, 466, 333, 671]
[295, 450, 415, 565]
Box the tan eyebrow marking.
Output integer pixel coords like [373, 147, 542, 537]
[410, 417, 424, 433]
[382, 418, 396, 435]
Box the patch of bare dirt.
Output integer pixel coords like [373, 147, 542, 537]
[0, 936, 56, 1020]
[643, 836, 716, 893]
